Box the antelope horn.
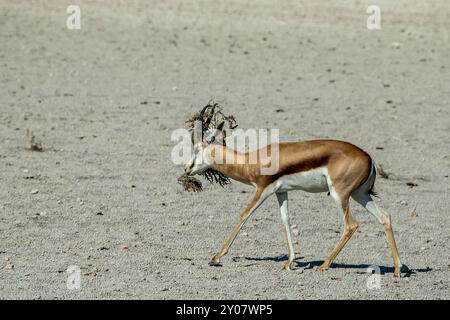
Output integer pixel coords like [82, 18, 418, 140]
[199, 105, 210, 118]
[198, 105, 211, 140]
[203, 104, 216, 130]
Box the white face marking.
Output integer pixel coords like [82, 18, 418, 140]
[185, 143, 210, 175]
[275, 167, 329, 193]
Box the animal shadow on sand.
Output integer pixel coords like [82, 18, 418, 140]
[244, 254, 430, 278]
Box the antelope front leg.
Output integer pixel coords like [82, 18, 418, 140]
[276, 192, 295, 270]
[209, 186, 270, 266]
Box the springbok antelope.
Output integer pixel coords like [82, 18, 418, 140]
[184, 117, 403, 277]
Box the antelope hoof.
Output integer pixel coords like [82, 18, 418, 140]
[392, 263, 409, 278]
[282, 261, 293, 271]
[208, 259, 222, 267]
[316, 261, 330, 272]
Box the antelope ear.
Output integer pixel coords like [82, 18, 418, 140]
[216, 121, 225, 132]
[207, 121, 225, 144]
[193, 120, 203, 142]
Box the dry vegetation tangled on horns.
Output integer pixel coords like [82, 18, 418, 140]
[178, 102, 238, 192]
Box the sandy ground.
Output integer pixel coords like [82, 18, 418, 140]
[0, 0, 449, 299]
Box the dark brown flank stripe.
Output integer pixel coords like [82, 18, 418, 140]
[271, 156, 330, 182]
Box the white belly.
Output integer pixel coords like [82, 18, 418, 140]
[275, 167, 329, 193]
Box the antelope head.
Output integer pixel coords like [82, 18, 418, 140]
[184, 106, 226, 176]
